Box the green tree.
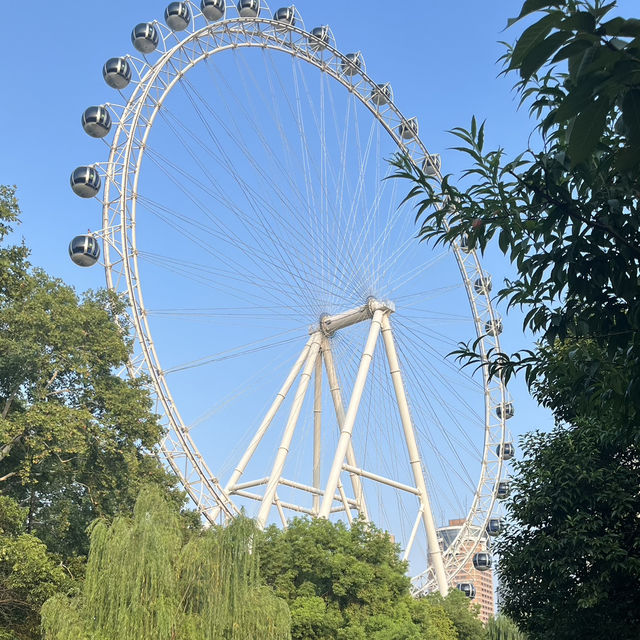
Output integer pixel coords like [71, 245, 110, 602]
[0, 496, 71, 640]
[391, 0, 640, 637]
[486, 614, 526, 640]
[257, 517, 463, 640]
[41, 486, 290, 640]
[0, 187, 196, 638]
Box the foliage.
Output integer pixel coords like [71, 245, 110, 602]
[41, 486, 290, 640]
[391, 0, 640, 424]
[0, 496, 71, 640]
[391, 0, 640, 638]
[257, 517, 473, 640]
[495, 408, 640, 639]
[485, 614, 527, 640]
[0, 187, 197, 638]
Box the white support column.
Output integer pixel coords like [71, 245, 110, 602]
[322, 336, 369, 521]
[257, 333, 322, 529]
[313, 352, 322, 515]
[217, 336, 314, 516]
[403, 507, 423, 562]
[380, 313, 448, 596]
[319, 309, 384, 519]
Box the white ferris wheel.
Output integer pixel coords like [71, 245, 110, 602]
[68, 0, 515, 597]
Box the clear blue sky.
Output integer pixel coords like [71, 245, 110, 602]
[2, 0, 634, 565]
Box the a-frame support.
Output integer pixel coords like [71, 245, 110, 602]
[223, 299, 449, 596]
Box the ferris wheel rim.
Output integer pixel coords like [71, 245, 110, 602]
[91, 3, 510, 591]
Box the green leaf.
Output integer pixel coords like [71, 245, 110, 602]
[510, 13, 564, 70]
[520, 31, 571, 80]
[507, 0, 563, 27]
[567, 96, 611, 164]
[561, 11, 596, 34]
[622, 89, 640, 145]
[618, 18, 640, 38]
[551, 39, 593, 63]
[614, 146, 640, 170]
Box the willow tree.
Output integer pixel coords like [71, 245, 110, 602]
[41, 488, 290, 640]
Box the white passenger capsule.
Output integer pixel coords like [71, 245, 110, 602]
[70, 166, 101, 198]
[308, 25, 329, 51]
[370, 83, 392, 106]
[103, 57, 132, 90]
[496, 402, 514, 420]
[237, 0, 260, 17]
[473, 274, 492, 294]
[473, 552, 492, 572]
[69, 235, 101, 267]
[496, 442, 515, 460]
[422, 153, 441, 176]
[274, 6, 295, 29]
[398, 117, 418, 140]
[341, 52, 363, 76]
[165, 2, 191, 30]
[201, 0, 225, 20]
[484, 318, 503, 336]
[81, 106, 112, 138]
[131, 22, 159, 53]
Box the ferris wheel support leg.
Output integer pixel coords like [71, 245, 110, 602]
[321, 336, 370, 521]
[380, 314, 449, 596]
[256, 333, 323, 529]
[209, 336, 315, 521]
[319, 309, 384, 519]
[313, 354, 322, 515]
[403, 507, 423, 562]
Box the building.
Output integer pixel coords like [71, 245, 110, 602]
[438, 518, 495, 623]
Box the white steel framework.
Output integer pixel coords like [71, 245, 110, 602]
[71, 0, 514, 596]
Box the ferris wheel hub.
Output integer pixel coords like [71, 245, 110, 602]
[314, 298, 395, 337]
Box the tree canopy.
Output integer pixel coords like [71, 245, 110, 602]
[257, 517, 482, 640]
[41, 486, 291, 640]
[0, 187, 194, 638]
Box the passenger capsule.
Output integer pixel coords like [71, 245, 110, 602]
[341, 52, 363, 77]
[370, 83, 392, 107]
[456, 583, 476, 598]
[201, 0, 225, 20]
[496, 442, 515, 460]
[274, 6, 295, 28]
[486, 518, 502, 537]
[497, 480, 511, 499]
[131, 22, 159, 54]
[165, 2, 191, 30]
[484, 318, 503, 336]
[308, 25, 330, 51]
[398, 117, 418, 140]
[473, 552, 492, 572]
[82, 106, 112, 138]
[69, 235, 101, 267]
[422, 153, 441, 176]
[237, 0, 260, 17]
[103, 57, 132, 90]
[70, 166, 101, 198]
[496, 402, 514, 420]
[473, 274, 492, 294]
[459, 234, 471, 253]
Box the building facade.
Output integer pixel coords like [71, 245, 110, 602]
[438, 518, 495, 623]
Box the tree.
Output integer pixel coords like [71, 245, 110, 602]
[0, 496, 71, 640]
[41, 486, 291, 640]
[391, 0, 640, 637]
[0, 187, 196, 638]
[257, 517, 473, 640]
[485, 615, 527, 640]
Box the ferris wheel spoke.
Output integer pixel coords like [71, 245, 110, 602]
[70, 10, 514, 596]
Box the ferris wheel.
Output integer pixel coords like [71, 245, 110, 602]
[68, 0, 514, 597]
